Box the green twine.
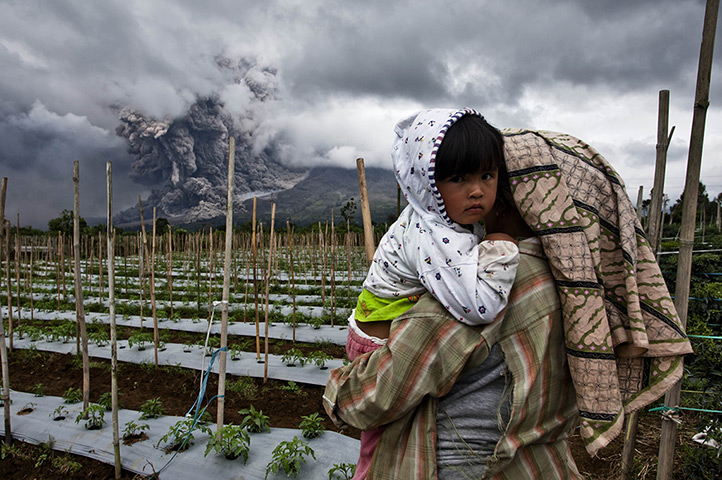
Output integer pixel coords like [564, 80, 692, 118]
[650, 404, 722, 415]
[688, 334, 722, 341]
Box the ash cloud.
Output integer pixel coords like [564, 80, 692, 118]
[114, 58, 307, 225]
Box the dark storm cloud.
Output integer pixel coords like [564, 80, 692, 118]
[0, 0, 719, 227]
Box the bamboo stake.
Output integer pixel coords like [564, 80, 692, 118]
[356, 158, 375, 264]
[636, 186, 644, 223]
[138, 197, 150, 329]
[151, 207, 158, 367]
[287, 221, 297, 342]
[217, 136, 235, 430]
[263, 203, 276, 382]
[29, 237, 34, 321]
[14, 215, 20, 324]
[620, 90, 674, 479]
[106, 162, 122, 479]
[5, 221, 13, 352]
[330, 212, 336, 327]
[167, 230, 173, 318]
[252, 198, 260, 361]
[657, 1, 719, 478]
[98, 232, 104, 301]
[208, 227, 213, 321]
[73, 161, 90, 411]
[0, 177, 12, 446]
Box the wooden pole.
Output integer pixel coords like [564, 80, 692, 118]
[636, 185, 644, 223]
[657, 1, 719, 478]
[216, 136, 235, 430]
[0, 177, 11, 446]
[5, 222, 12, 352]
[287, 221, 297, 343]
[356, 158, 375, 265]
[620, 90, 674, 479]
[263, 203, 276, 382]
[648, 90, 675, 254]
[106, 162, 122, 478]
[73, 161, 90, 411]
[151, 207, 158, 367]
[252, 198, 260, 361]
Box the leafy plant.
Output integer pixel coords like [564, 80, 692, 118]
[88, 329, 109, 347]
[32, 383, 46, 397]
[50, 405, 68, 421]
[309, 351, 332, 369]
[281, 348, 306, 367]
[128, 332, 154, 351]
[239, 405, 271, 433]
[280, 381, 304, 396]
[139, 397, 164, 419]
[75, 404, 106, 430]
[299, 412, 325, 439]
[62, 387, 82, 404]
[204, 424, 251, 461]
[328, 463, 356, 480]
[97, 391, 123, 411]
[157, 415, 212, 452]
[226, 376, 258, 400]
[264, 436, 316, 479]
[122, 420, 150, 440]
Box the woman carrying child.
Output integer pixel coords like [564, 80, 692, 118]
[325, 109, 692, 479]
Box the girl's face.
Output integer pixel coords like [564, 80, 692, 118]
[436, 169, 498, 226]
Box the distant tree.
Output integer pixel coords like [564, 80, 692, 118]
[48, 209, 87, 236]
[670, 182, 710, 224]
[340, 198, 357, 224]
[155, 217, 170, 235]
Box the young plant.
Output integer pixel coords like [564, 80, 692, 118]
[139, 397, 164, 419]
[62, 387, 82, 404]
[75, 404, 106, 430]
[226, 376, 258, 400]
[228, 343, 243, 361]
[239, 405, 271, 433]
[299, 412, 325, 439]
[128, 332, 154, 351]
[281, 348, 305, 367]
[50, 405, 69, 421]
[280, 381, 304, 396]
[309, 351, 332, 370]
[328, 463, 356, 480]
[157, 416, 212, 452]
[264, 436, 316, 479]
[88, 329, 109, 347]
[32, 383, 46, 397]
[204, 424, 251, 462]
[96, 391, 123, 411]
[122, 420, 150, 443]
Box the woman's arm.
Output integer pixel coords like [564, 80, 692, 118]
[323, 296, 489, 431]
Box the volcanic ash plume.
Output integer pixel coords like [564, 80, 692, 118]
[114, 60, 307, 225]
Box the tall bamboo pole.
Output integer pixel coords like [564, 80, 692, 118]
[657, 1, 719, 478]
[106, 162, 122, 478]
[620, 90, 675, 479]
[14, 215, 20, 324]
[151, 207, 158, 367]
[287, 221, 297, 343]
[167, 230, 173, 318]
[0, 177, 11, 446]
[216, 136, 235, 430]
[5, 222, 12, 352]
[73, 161, 90, 411]
[356, 158, 375, 265]
[263, 203, 276, 382]
[252, 198, 260, 361]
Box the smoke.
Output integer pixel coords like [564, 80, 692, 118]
[114, 57, 307, 224]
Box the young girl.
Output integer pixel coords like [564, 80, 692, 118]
[346, 108, 519, 479]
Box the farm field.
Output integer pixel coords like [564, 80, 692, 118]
[1, 228, 721, 479]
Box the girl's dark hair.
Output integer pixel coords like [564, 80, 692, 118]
[435, 114, 514, 210]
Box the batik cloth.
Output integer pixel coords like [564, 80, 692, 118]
[502, 129, 694, 454]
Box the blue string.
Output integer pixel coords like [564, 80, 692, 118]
[150, 346, 228, 478]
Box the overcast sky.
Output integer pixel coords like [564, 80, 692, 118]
[1, 0, 721, 228]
